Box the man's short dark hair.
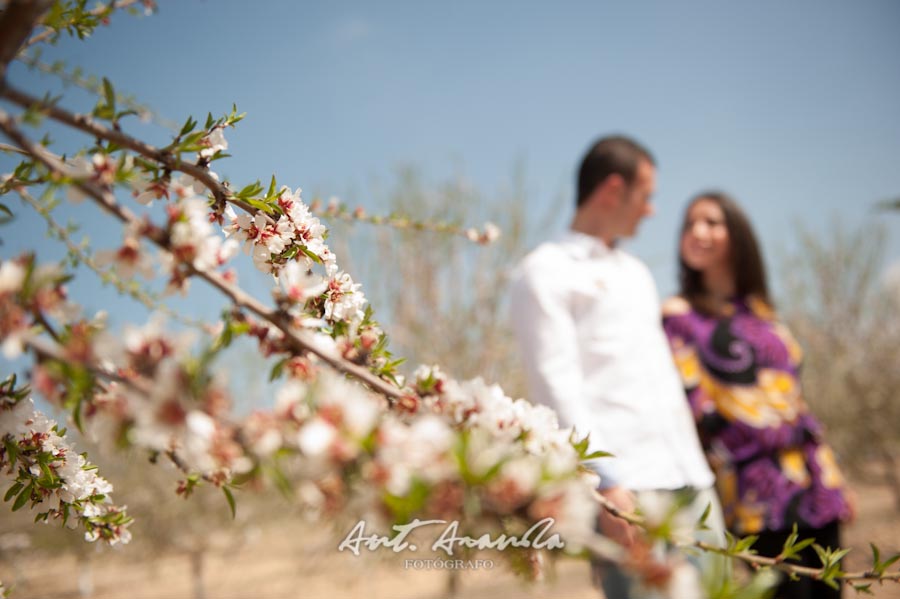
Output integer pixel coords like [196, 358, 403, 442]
[577, 135, 656, 207]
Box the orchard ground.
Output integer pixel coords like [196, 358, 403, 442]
[2, 477, 898, 599]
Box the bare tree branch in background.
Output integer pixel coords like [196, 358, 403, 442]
[782, 220, 900, 509]
[329, 163, 555, 398]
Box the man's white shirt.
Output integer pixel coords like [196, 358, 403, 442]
[510, 230, 713, 491]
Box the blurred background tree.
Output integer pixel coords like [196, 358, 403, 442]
[326, 163, 562, 397]
[781, 219, 900, 510]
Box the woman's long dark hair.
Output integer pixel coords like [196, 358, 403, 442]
[678, 191, 772, 315]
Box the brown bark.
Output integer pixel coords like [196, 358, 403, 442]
[0, 0, 52, 84]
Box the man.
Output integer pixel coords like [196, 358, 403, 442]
[509, 135, 725, 598]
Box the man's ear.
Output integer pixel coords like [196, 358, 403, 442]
[595, 173, 626, 207]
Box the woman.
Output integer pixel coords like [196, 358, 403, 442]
[662, 191, 852, 599]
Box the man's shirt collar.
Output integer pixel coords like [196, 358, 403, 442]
[558, 229, 615, 259]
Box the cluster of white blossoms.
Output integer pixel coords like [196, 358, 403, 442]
[159, 196, 239, 287]
[60, 145, 376, 347]
[406, 366, 599, 542]
[0, 258, 79, 359]
[63, 148, 240, 295]
[93, 221, 155, 280]
[252, 365, 600, 548]
[86, 317, 247, 480]
[225, 186, 336, 277]
[0, 398, 131, 545]
[414, 365, 576, 457]
[1, 116, 602, 568]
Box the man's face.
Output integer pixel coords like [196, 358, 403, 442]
[616, 158, 656, 238]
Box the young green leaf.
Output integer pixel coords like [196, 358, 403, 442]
[222, 486, 236, 519]
[12, 484, 32, 511]
[4, 482, 24, 503]
[102, 77, 116, 115]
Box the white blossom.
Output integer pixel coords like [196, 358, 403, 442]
[0, 261, 26, 294]
[297, 417, 337, 457]
[483, 222, 501, 243]
[199, 126, 228, 158]
[277, 260, 328, 304]
[323, 272, 367, 325]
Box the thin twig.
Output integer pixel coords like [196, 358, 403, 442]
[0, 141, 30, 155]
[27, 335, 150, 394]
[15, 185, 208, 329]
[593, 490, 900, 584]
[3, 83, 230, 207]
[21, 0, 143, 49]
[26, 335, 219, 484]
[312, 201, 499, 245]
[0, 109, 404, 403]
[16, 49, 178, 130]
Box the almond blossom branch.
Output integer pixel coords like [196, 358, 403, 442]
[1, 85, 498, 246]
[26, 335, 152, 394]
[0, 109, 405, 403]
[0, 142, 30, 156]
[593, 490, 900, 586]
[311, 198, 501, 245]
[24, 335, 220, 484]
[16, 49, 177, 130]
[1, 84, 230, 207]
[0, 374, 132, 546]
[14, 185, 209, 330]
[21, 0, 148, 49]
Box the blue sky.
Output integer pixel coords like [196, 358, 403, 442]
[2, 0, 899, 328]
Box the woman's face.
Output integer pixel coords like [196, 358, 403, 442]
[680, 198, 731, 273]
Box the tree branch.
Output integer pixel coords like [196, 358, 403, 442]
[21, 0, 143, 49]
[3, 83, 232, 208]
[14, 185, 208, 329]
[0, 0, 54, 84]
[0, 108, 405, 403]
[593, 490, 900, 585]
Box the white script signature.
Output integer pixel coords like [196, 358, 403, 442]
[337, 517, 565, 556]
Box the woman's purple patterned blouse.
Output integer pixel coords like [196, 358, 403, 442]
[662, 296, 849, 535]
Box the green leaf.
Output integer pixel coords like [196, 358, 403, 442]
[12, 484, 32, 511]
[222, 486, 236, 519]
[880, 552, 900, 574]
[117, 109, 139, 121]
[582, 450, 614, 460]
[236, 181, 264, 200]
[870, 543, 900, 576]
[300, 246, 324, 265]
[788, 537, 816, 557]
[39, 459, 55, 484]
[0, 203, 14, 225]
[266, 174, 277, 200]
[179, 115, 198, 136]
[779, 523, 815, 562]
[102, 77, 116, 115]
[245, 197, 275, 213]
[697, 501, 711, 531]
[3, 439, 18, 465]
[727, 532, 759, 554]
[264, 463, 293, 499]
[381, 479, 430, 524]
[269, 358, 288, 382]
[4, 482, 23, 503]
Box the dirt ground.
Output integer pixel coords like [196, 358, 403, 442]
[2, 479, 899, 599]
